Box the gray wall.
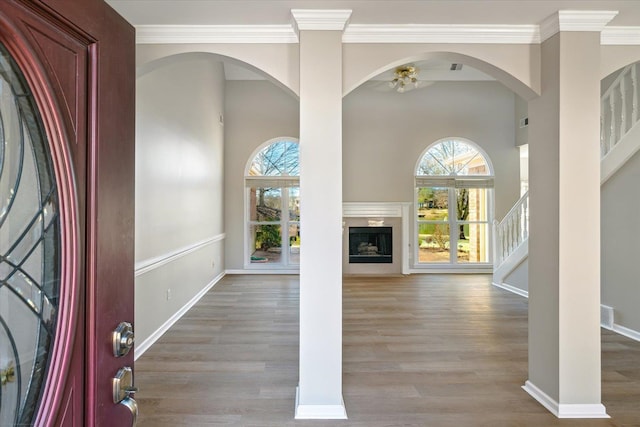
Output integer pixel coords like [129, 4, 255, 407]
[602, 148, 640, 333]
[224, 81, 300, 270]
[223, 80, 521, 270]
[135, 53, 226, 347]
[515, 95, 529, 147]
[343, 81, 520, 220]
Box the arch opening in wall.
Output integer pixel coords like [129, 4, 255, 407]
[344, 50, 539, 100]
[414, 138, 494, 269]
[245, 138, 300, 268]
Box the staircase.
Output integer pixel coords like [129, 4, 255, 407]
[493, 62, 640, 289]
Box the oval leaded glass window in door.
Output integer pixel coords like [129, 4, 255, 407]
[0, 43, 60, 425]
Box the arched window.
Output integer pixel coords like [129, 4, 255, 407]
[415, 138, 493, 267]
[245, 138, 300, 268]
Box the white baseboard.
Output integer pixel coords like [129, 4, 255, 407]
[600, 305, 614, 329]
[612, 323, 640, 342]
[492, 281, 528, 298]
[522, 380, 609, 419]
[226, 269, 299, 275]
[294, 387, 348, 420]
[134, 271, 225, 360]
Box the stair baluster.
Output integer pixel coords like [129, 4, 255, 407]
[493, 191, 529, 270]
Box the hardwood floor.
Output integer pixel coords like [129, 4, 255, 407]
[135, 274, 640, 426]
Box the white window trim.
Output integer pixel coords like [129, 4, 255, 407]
[244, 138, 300, 271]
[413, 138, 495, 271]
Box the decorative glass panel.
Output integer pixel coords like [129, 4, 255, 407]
[417, 140, 490, 176]
[248, 140, 299, 176]
[0, 43, 60, 426]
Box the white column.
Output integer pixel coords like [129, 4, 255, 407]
[292, 9, 351, 420]
[526, 10, 617, 418]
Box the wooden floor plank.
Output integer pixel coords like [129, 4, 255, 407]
[135, 274, 640, 426]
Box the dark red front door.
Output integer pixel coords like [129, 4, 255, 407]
[0, 1, 135, 425]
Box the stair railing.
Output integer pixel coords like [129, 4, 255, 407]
[601, 62, 639, 157]
[493, 191, 528, 268]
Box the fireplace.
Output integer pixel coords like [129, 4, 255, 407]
[348, 226, 392, 263]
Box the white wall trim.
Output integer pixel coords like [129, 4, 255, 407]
[492, 281, 529, 298]
[134, 23, 640, 46]
[602, 26, 640, 45]
[294, 387, 348, 419]
[136, 25, 298, 44]
[343, 201, 407, 217]
[134, 271, 225, 360]
[522, 380, 609, 419]
[601, 305, 614, 329]
[493, 239, 528, 286]
[291, 9, 352, 32]
[135, 234, 226, 277]
[612, 323, 640, 342]
[408, 268, 493, 274]
[539, 10, 618, 43]
[225, 269, 299, 275]
[343, 24, 540, 44]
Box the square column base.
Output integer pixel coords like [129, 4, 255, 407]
[522, 380, 609, 419]
[294, 386, 348, 419]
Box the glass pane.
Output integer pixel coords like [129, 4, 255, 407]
[457, 223, 489, 263]
[249, 140, 299, 176]
[250, 224, 282, 264]
[455, 188, 487, 222]
[0, 42, 60, 426]
[417, 223, 450, 263]
[289, 187, 300, 221]
[288, 223, 300, 265]
[417, 187, 448, 220]
[417, 140, 489, 176]
[251, 187, 281, 221]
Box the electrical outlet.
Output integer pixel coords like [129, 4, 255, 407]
[166, 289, 171, 301]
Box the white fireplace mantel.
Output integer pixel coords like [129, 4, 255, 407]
[343, 202, 411, 274]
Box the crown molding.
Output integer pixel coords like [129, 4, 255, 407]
[539, 10, 619, 42]
[291, 9, 352, 32]
[136, 25, 298, 44]
[134, 21, 640, 46]
[601, 26, 640, 45]
[343, 24, 540, 44]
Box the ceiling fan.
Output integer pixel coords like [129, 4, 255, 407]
[368, 64, 436, 93]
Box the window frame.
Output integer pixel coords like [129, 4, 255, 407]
[413, 138, 495, 271]
[244, 137, 300, 270]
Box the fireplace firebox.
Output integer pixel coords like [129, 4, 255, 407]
[348, 226, 392, 263]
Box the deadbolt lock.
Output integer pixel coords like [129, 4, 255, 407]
[113, 322, 135, 357]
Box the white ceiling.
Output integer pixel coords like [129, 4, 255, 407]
[110, 1, 640, 83]
[106, 1, 640, 26]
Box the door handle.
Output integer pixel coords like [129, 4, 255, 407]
[113, 366, 138, 427]
[119, 394, 138, 427]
